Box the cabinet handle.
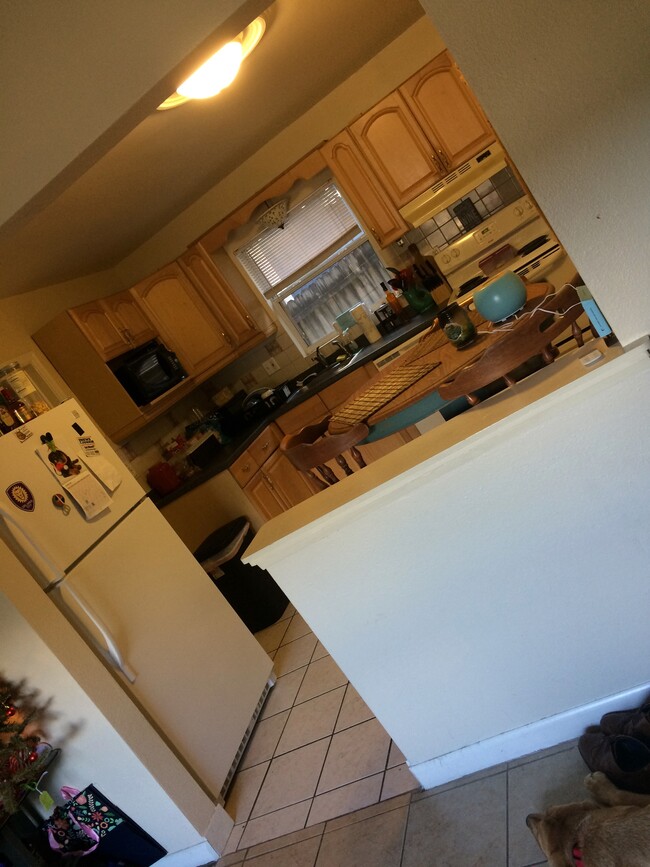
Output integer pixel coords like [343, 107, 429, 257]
[370, 227, 380, 243]
[437, 148, 450, 172]
[262, 442, 270, 452]
[263, 472, 274, 490]
[245, 315, 255, 327]
[431, 153, 444, 174]
[242, 463, 250, 472]
[222, 331, 233, 345]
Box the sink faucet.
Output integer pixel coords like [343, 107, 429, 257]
[331, 339, 353, 360]
[315, 342, 331, 368]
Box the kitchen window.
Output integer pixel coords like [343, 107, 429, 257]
[231, 179, 387, 353]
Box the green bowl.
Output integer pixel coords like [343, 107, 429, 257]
[473, 271, 527, 322]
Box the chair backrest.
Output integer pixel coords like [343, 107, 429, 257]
[280, 416, 369, 489]
[438, 284, 584, 404]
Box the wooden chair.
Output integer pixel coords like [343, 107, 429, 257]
[438, 284, 586, 406]
[280, 416, 369, 490]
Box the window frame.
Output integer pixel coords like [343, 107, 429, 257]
[226, 180, 388, 357]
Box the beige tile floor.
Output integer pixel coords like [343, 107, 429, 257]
[221, 606, 590, 865]
[223, 605, 420, 854]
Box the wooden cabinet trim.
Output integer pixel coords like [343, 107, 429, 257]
[349, 91, 443, 207]
[248, 422, 283, 467]
[198, 150, 327, 253]
[230, 449, 260, 488]
[320, 131, 408, 247]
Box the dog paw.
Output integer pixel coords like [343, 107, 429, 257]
[585, 771, 615, 797]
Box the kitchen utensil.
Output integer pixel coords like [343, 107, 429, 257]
[473, 271, 527, 322]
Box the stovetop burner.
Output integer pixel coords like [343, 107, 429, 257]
[517, 235, 550, 257]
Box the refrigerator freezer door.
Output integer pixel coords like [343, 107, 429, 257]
[55, 498, 273, 800]
[0, 399, 144, 585]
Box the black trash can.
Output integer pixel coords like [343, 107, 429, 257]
[193, 517, 289, 633]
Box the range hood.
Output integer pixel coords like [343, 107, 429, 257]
[399, 142, 508, 228]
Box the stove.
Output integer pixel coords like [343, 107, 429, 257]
[432, 195, 574, 301]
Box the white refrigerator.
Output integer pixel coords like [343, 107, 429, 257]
[0, 398, 273, 802]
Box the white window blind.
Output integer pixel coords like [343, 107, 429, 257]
[235, 182, 359, 297]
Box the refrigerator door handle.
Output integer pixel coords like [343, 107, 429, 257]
[63, 584, 137, 683]
[0, 506, 64, 588]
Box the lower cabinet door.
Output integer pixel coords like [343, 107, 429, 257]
[263, 450, 319, 507]
[244, 469, 286, 521]
[244, 451, 318, 520]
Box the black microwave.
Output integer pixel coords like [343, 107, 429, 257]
[108, 340, 187, 406]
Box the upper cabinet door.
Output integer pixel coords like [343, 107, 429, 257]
[400, 51, 495, 172]
[349, 91, 444, 208]
[69, 301, 132, 360]
[320, 130, 408, 247]
[178, 245, 260, 348]
[130, 263, 234, 377]
[102, 291, 157, 349]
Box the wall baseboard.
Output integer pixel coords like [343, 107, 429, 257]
[409, 684, 650, 790]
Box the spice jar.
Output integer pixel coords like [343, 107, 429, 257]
[437, 303, 476, 349]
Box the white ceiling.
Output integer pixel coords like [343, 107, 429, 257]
[1, 0, 424, 297]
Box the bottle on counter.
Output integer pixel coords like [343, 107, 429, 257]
[0, 386, 36, 425]
[0, 362, 50, 416]
[0, 394, 17, 433]
[382, 282, 403, 316]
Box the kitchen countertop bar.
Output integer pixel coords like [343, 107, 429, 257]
[148, 309, 438, 509]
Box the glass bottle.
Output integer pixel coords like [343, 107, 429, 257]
[0, 386, 36, 425]
[437, 303, 476, 348]
[0, 394, 16, 433]
[0, 363, 50, 415]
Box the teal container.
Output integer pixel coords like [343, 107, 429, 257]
[473, 271, 527, 322]
[403, 282, 435, 314]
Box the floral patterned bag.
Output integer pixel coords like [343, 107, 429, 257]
[44, 785, 123, 856]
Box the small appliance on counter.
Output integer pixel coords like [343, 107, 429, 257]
[146, 461, 182, 495]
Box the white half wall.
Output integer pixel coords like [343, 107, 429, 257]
[246, 345, 650, 778]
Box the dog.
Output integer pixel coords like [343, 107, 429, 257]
[526, 771, 650, 866]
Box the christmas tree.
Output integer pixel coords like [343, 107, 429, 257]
[0, 676, 49, 818]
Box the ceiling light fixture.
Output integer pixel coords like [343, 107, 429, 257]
[157, 16, 266, 111]
[257, 199, 289, 231]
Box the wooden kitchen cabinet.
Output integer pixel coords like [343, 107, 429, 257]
[339, 51, 494, 212]
[102, 290, 157, 349]
[68, 301, 132, 360]
[33, 312, 146, 441]
[230, 422, 317, 520]
[69, 293, 157, 361]
[178, 244, 262, 350]
[320, 130, 408, 247]
[130, 262, 234, 379]
[399, 51, 494, 172]
[349, 90, 444, 208]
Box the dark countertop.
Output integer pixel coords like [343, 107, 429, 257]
[149, 310, 438, 509]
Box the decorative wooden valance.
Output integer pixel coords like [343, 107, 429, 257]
[197, 148, 327, 253]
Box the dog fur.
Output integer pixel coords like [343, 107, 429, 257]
[526, 772, 650, 866]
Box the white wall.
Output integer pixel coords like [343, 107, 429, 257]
[420, 0, 650, 346]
